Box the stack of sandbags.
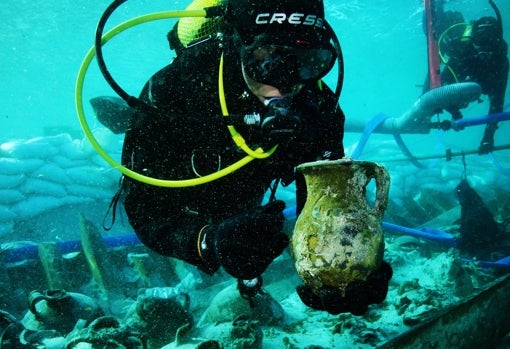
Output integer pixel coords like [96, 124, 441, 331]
[0, 132, 122, 238]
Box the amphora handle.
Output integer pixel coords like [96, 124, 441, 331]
[360, 162, 390, 220]
[28, 289, 70, 316]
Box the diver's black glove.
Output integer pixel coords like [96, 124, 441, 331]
[197, 200, 289, 279]
[478, 122, 498, 154]
[261, 97, 301, 143]
[296, 261, 393, 316]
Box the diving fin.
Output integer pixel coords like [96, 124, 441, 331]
[90, 96, 134, 134]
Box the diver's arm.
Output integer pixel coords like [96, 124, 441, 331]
[123, 190, 219, 274]
[123, 170, 288, 279]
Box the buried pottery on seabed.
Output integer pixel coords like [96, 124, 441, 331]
[291, 158, 390, 296]
[21, 289, 104, 334]
[124, 287, 194, 348]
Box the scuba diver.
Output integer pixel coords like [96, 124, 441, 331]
[428, 0, 509, 154]
[98, 0, 392, 315]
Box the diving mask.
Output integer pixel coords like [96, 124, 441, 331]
[240, 40, 336, 89]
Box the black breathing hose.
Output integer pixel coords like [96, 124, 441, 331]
[324, 20, 344, 107]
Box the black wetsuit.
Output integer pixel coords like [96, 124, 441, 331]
[121, 37, 345, 274]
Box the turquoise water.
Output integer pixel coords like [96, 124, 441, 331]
[1, 0, 508, 143]
[1, 1, 510, 347]
[1, 0, 509, 253]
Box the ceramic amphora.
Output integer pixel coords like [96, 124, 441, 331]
[291, 158, 390, 296]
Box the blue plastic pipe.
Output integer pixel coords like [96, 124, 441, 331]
[4, 218, 510, 271]
[462, 256, 510, 273]
[6, 207, 445, 263]
[2, 234, 141, 264]
[381, 222, 457, 247]
[454, 111, 510, 128]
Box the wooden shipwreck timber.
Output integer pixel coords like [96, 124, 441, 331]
[379, 274, 510, 348]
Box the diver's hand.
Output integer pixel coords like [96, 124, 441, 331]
[478, 123, 498, 154]
[261, 97, 301, 141]
[197, 201, 288, 279]
[296, 261, 393, 316]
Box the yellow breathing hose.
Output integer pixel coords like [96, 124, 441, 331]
[218, 54, 278, 159]
[438, 22, 471, 84]
[75, 10, 275, 187]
